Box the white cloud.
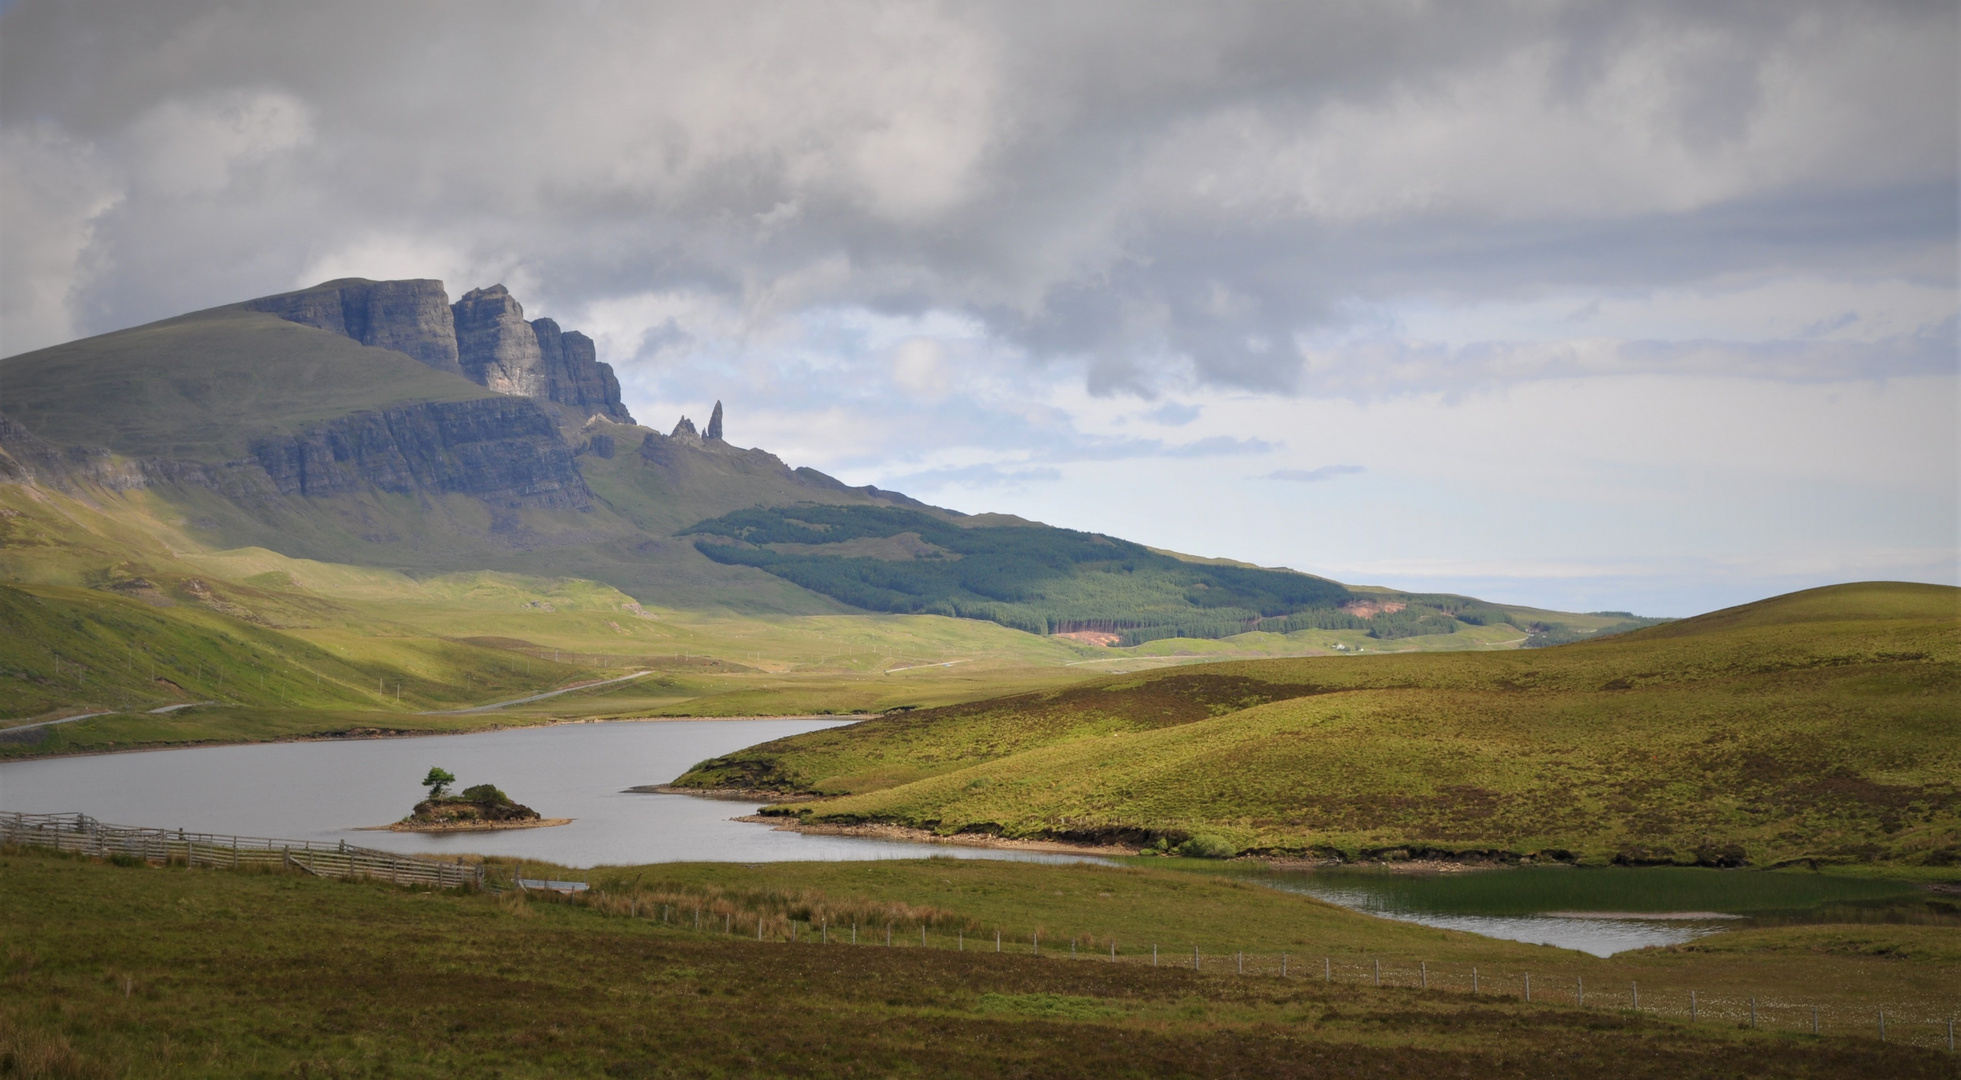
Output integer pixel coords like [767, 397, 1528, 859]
[0, 124, 119, 353]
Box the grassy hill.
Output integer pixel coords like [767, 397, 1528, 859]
[672, 582, 1961, 872]
[0, 478, 1100, 755]
[0, 306, 497, 462]
[684, 503, 1612, 646]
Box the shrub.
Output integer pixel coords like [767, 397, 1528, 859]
[459, 784, 510, 805]
[1177, 834, 1237, 859]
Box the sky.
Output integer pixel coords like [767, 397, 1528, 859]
[1, 0, 1954, 617]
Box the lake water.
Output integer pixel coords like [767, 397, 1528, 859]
[4, 720, 1940, 957]
[1250, 865, 1935, 957]
[0, 718, 1098, 869]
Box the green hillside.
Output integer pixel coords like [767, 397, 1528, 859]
[673, 582, 1961, 871]
[683, 503, 1579, 644]
[0, 306, 496, 461]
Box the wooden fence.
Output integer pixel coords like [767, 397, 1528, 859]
[0, 811, 482, 889]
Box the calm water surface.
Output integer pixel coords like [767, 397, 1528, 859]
[1255, 865, 1932, 957]
[0, 719, 1098, 869]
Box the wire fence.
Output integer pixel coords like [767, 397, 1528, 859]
[1, 811, 482, 889]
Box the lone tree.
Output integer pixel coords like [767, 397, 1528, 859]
[422, 766, 456, 800]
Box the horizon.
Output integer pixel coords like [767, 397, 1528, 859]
[1, 1, 1954, 617]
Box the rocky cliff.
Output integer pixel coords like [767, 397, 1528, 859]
[532, 318, 627, 420]
[250, 397, 592, 509]
[448, 284, 634, 424]
[245, 279, 635, 424]
[452, 285, 545, 397]
[245, 279, 462, 375]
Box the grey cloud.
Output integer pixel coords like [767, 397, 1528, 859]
[0, 0, 1952, 398]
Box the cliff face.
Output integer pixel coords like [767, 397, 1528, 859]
[245, 279, 634, 424]
[246, 279, 461, 375]
[452, 285, 545, 397]
[250, 397, 592, 509]
[533, 319, 627, 420]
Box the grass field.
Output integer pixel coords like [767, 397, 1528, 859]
[1, 475, 1581, 759]
[673, 583, 1961, 872]
[4, 844, 1957, 1077]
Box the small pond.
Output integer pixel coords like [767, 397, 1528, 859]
[1251, 865, 1945, 956]
[0, 718, 1099, 869]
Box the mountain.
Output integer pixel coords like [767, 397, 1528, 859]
[0, 277, 1639, 642]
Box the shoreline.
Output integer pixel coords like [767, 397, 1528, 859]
[735, 815, 1142, 857]
[363, 817, 574, 833]
[628, 784, 809, 803]
[0, 712, 875, 763]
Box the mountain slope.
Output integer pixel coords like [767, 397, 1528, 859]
[0, 306, 498, 462]
[677, 582, 1961, 870]
[2, 277, 1644, 635]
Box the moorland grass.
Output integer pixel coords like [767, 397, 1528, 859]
[4, 845, 1957, 1076]
[676, 583, 1961, 871]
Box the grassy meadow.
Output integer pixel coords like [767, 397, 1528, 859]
[5, 844, 1958, 1077]
[675, 583, 1961, 872]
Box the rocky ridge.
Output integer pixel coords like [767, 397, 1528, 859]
[248, 279, 634, 424]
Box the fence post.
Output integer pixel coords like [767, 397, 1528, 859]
[1237, 951, 1243, 975]
[1690, 991, 1696, 1021]
[956, 929, 961, 951]
[1576, 976, 1583, 1007]
[1152, 945, 1157, 967]
[1472, 967, 1478, 994]
[1811, 1005, 1817, 1035]
[1878, 1011, 1885, 1043]
[1112, 942, 1118, 962]
[1750, 998, 1757, 1029]
[1324, 957, 1330, 982]
[1194, 946, 1199, 971]
[822, 920, 828, 943]
[995, 929, 1000, 953]
[1421, 961, 1427, 989]
[1374, 959, 1381, 987]
[1524, 973, 1531, 1002]
[1033, 931, 1038, 956]
[1631, 982, 1638, 1011]
[1281, 953, 1287, 977]
[758, 920, 763, 941]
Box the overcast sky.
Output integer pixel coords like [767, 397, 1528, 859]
[2, 0, 1954, 615]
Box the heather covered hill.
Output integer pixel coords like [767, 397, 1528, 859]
[676, 582, 1961, 871]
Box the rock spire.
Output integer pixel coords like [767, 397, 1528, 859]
[706, 401, 724, 441]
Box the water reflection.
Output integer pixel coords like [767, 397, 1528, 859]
[0, 719, 1102, 870]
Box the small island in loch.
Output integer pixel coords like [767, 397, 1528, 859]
[387, 767, 570, 832]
